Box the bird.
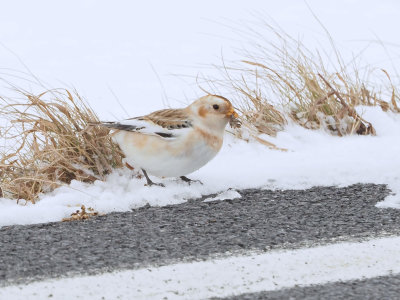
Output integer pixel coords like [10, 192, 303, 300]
[92, 94, 241, 186]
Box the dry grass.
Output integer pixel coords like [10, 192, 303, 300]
[202, 21, 400, 137]
[0, 88, 123, 203]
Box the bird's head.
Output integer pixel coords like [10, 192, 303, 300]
[189, 95, 240, 132]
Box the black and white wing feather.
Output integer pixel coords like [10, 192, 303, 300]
[92, 108, 192, 139]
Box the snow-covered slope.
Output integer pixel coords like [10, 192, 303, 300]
[1, 106, 400, 227]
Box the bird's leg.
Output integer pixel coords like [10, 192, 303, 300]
[142, 169, 165, 187]
[180, 176, 203, 185]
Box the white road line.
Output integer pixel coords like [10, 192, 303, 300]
[2, 236, 400, 300]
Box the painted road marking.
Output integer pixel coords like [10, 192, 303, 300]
[1, 236, 400, 299]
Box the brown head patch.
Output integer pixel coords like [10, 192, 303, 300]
[198, 106, 208, 118]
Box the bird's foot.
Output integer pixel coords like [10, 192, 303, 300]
[142, 168, 165, 187]
[145, 181, 165, 187]
[180, 176, 203, 185]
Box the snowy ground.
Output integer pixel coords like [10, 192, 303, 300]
[1, 0, 400, 226]
[1, 105, 400, 227]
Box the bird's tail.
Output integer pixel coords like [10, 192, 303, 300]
[88, 121, 139, 131]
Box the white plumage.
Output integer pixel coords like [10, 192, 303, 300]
[95, 95, 240, 186]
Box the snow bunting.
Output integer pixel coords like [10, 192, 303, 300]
[93, 95, 240, 186]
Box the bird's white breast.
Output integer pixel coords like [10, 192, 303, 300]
[113, 128, 222, 177]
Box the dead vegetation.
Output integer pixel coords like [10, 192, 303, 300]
[201, 22, 400, 138]
[0, 88, 123, 203]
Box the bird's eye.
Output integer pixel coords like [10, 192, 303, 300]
[213, 104, 219, 110]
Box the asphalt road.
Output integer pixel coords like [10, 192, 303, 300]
[1, 183, 400, 298]
[222, 273, 400, 300]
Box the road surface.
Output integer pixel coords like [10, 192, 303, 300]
[1, 183, 400, 299]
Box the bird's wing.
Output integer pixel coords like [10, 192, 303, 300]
[94, 108, 192, 139]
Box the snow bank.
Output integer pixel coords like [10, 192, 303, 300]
[1, 106, 399, 227]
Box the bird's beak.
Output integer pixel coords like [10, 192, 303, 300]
[226, 108, 239, 118]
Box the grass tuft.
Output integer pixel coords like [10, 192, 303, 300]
[202, 22, 400, 138]
[0, 88, 123, 203]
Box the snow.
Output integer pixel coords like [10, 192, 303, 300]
[2, 235, 400, 299]
[1, 0, 400, 227]
[1, 105, 400, 227]
[203, 189, 242, 202]
[1, 0, 399, 115]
